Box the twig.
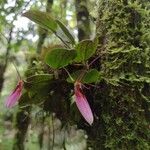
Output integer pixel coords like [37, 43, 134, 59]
[88, 55, 100, 67]
[63, 67, 74, 82]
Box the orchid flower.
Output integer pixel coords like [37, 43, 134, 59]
[5, 80, 23, 108]
[74, 81, 94, 125]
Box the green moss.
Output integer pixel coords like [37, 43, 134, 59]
[94, 0, 150, 149]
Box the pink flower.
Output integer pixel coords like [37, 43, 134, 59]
[5, 80, 23, 108]
[74, 82, 94, 125]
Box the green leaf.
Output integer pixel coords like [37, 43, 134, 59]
[23, 74, 54, 105]
[23, 10, 58, 32]
[26, 74, 53, 83]
[75, 38, 98, 62]
[83, 69, 100, 83]
[28, 83, 51, 105]
[67, 69, 100, 84]
[45, 48, 77, 69]
[56, 20, 75, 45]
[24, 74, 53, 91]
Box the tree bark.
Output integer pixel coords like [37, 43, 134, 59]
[87, 0, 150, 149]
[75, 0, 91, 41]
[37, 0, 53, 54]
[13, 106, 31, 150]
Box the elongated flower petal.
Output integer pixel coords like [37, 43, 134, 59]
[74, 83, 94, 125]
[5, 80, 23, 108]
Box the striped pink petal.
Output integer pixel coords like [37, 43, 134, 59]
[74, 83, 94, 125]
[5, 80, 23, 108]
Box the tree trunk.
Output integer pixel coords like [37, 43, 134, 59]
[13, 106, 31, 150]
[87, 0, 150, 149]
[0, 26, 13, 95]
[0, 64, 5, 94]
[37, 0, 53, 54]
[75, 0, 91, 41]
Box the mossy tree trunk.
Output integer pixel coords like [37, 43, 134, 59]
[87, 0, 150, 149]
